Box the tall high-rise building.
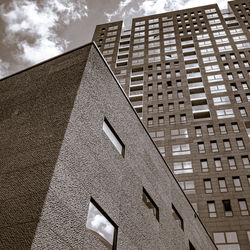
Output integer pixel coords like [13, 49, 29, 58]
[93, 0, 250, 249]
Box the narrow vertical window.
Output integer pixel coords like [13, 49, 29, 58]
[222, 200, 233, 216]
[103, 118, 125, 157]
[172, 204, 184, 230]
[238, 199, 249, 216]
[207, 201, 217, 217]
[218, 178, 227, 192]
[204, 179, 212, 193]
[232, 177, 243, 191]
[142, 187, 159, 221]
[86, 198, 118, 250]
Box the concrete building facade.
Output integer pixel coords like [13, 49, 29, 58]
[93, 0, 250, 249]
[0, 43, 216, 249]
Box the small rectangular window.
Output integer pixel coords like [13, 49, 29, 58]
[222, 200, 233, 216]
[172, 204, 184, 230]
[142, 188, 159, 221]
[207, 201, 217, 217]
[238, 199, 249, 216]
[86, 198, 118, 250]
[103, 118, 125, 157]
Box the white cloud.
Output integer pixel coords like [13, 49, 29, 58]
[1, 0, 88, 65]
[0, 59, 10, 79]
[177, 0, 229, 10]
[139, 0, 172, 16]
[105, 0, 133, 22]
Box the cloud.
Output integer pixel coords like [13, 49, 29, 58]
[0, 59, 10, 79]
[1, 0, 88, 65]
[178, 0, 229, 10]
[105, 0, 133, 22]
[105, 0, 229, 26]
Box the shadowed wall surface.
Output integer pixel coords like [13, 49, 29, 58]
[0, 44, 91, 249]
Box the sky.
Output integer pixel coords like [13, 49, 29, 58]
[0, 0, 230, 79]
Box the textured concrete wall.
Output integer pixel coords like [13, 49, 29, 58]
[0, 44, 91, 249]
[1, 43, 216, 249]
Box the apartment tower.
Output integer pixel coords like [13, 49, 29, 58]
[93, 0, 250, 249]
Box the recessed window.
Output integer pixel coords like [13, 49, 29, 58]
[210, 140, 219, 152]
[207, 125, 215, 135]
[236, 138, 245, 150]
[232, 176, 243, 191]
[219, 124, 227, 134]
[207, 201, 217, 217]
[179, 180, 195, 194]
[103, 118, 125, 157]
[173, 161, 193, 174]
[201, 159, 209, 172]
[198, 142, 205, 153]
[172, 204, 184, 230]
[172, 144, 190, 155]
[195, 126, 202, 137]
[214, 158, 222, 171]
[142, 187, 159, 221]
[204, 178, 212, 193]
[223, 139, 231, 151]
[228, 157, 237, 170]
[242, 155, 250, 168]
[222, 200, 233, 216]
[86, 198, 118, 249]
[238, 199, 249, 216]
[231, 122, 239, 133]
[218, 178, 227, 192]
[213, 232, 239, 247]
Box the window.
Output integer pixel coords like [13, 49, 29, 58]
[242, 155, 250, 168]
[171, 128, 188, 139]
[167, 91, 173, 99]
[148, 118, 153, 126]
[189, 241, 196, 250]
[204, 178, 212, 193]
[142, 188, 159, 221]
[172, 144, 190, 155]
[219, 124, 227, 134]
[214, 158, 223, 171]
[233, 176, 242, 191]
[227, 73, 233, 80]
[158, 146, 165, 157]
[179, 180, 195, 194]
[241, 81, 249, 90]
[236, 138, 245, 150]
[207, 74, 223, 83]
[230, 83, 238, 91]
[179, 101, 184, 110]
[222, 200, 233, 216]
[228, 157, 237, 170]
[216, 109, 235, 119]
[239, 107, 247, 117]
[168, 103, 174, 111]
[158, 116, 164, 125]
[195, 126, 202, 137]
[177, 90, 183, 98]
[148, 105, 153, 113]
[173, 161, 193, 174]
[198, 142, 205, 153]
[238, 199, 249, 216]
[210, 85, 226, 93]
[103, 118, 125, 157]
[158, 93, 163, 100]
[207, 201, 217, 217]
[86, 198, 118, 249]
[233, 62, 240, 69]
[201, 159, 209, 172]
[169, 115, 175, 124]
[172, 204, 184, 230]
[231, 122, 239, 133]
[248, 175, 250, 185]
[180, 114, 186, 123]
[158, 104, 163, 112]
[234, 94, 242, 103]
[213, 232, 239, 247]
[223, 139, 231, 151]
[211, 140, 219, 152]
[218, 178, 227, 192]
